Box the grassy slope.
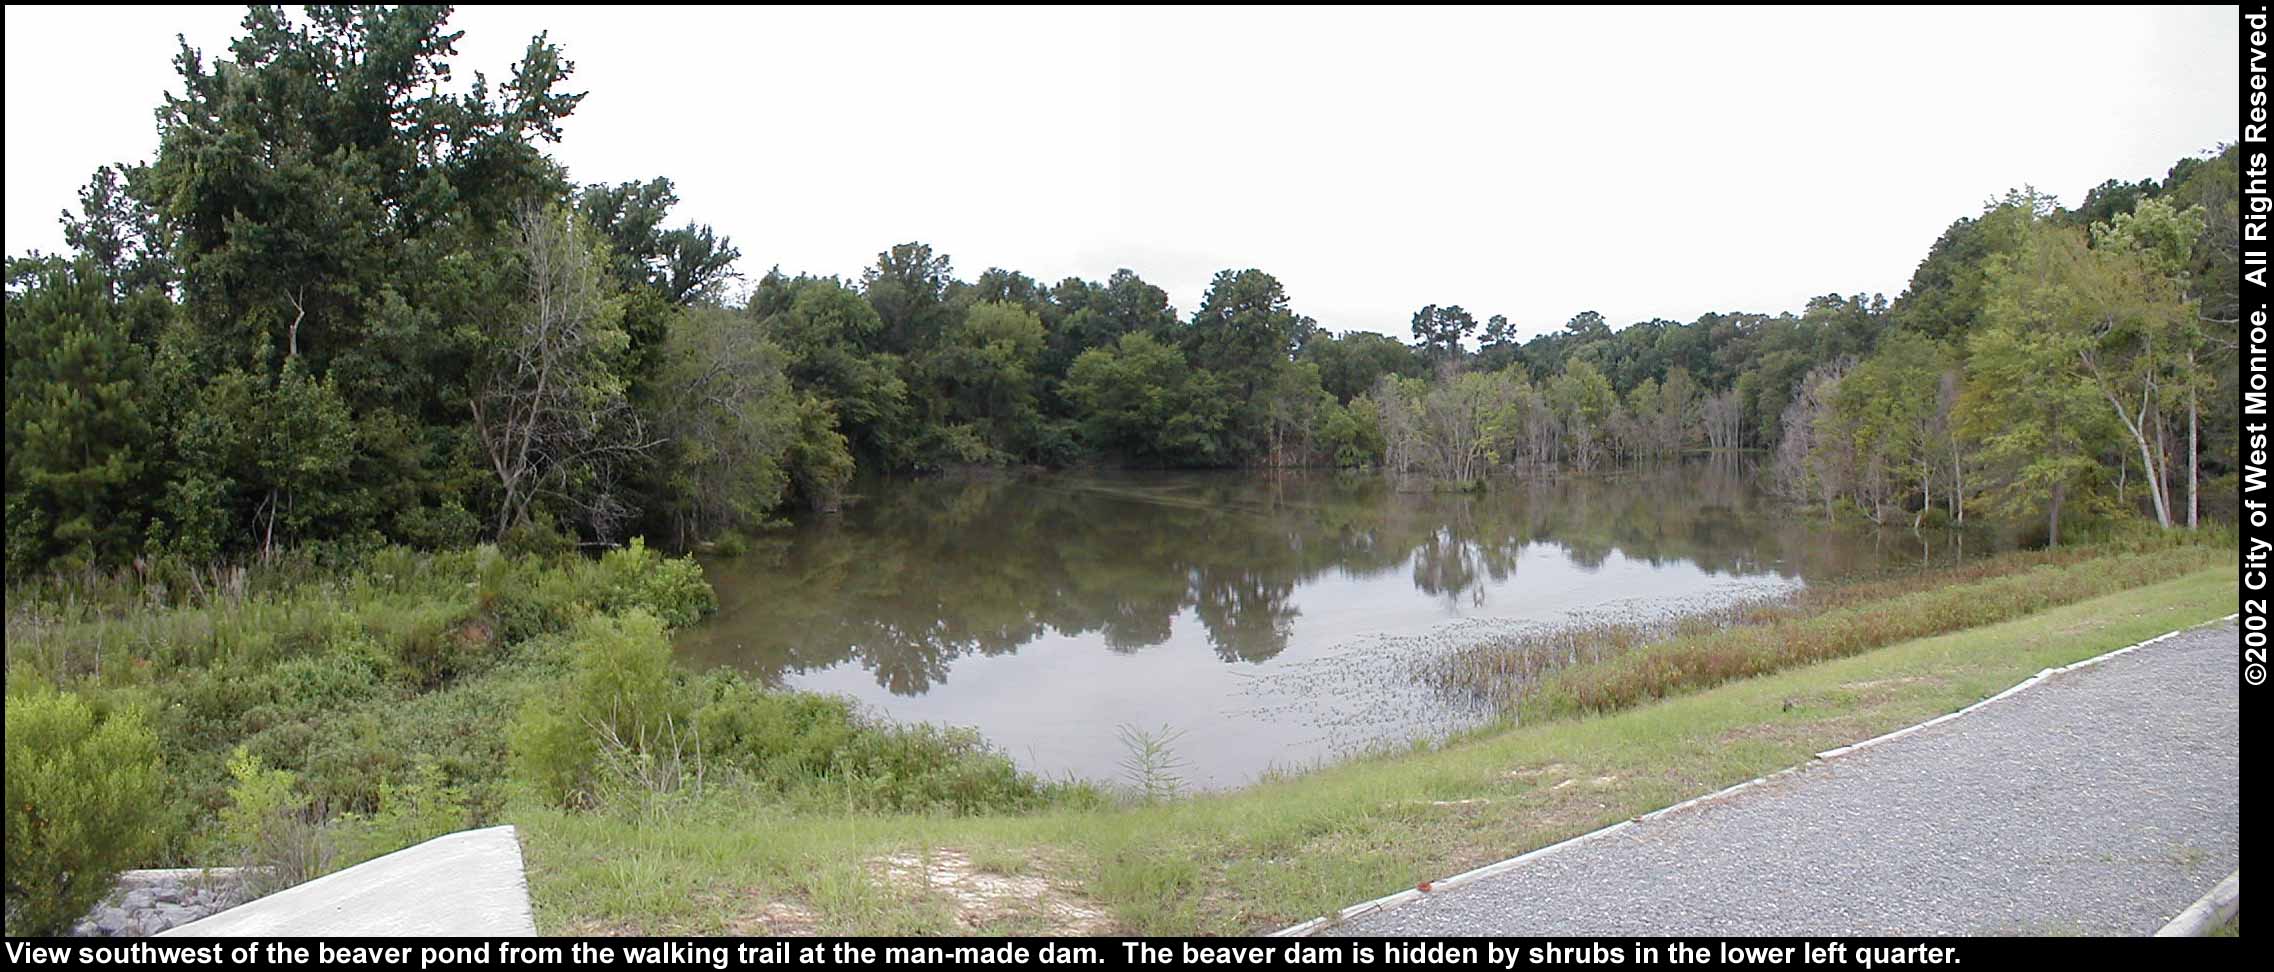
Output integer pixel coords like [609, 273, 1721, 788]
[519, 565, 2235, 936]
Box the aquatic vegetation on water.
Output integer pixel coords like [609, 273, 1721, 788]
[1413, 596, 1800, 714]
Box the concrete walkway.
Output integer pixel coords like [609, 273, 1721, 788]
[162, 825, 536, 937]
[1327, 621, 2240, 937]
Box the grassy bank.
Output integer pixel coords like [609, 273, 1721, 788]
[1416, 540, 2223, 717]
[517, 560, 2234, 935]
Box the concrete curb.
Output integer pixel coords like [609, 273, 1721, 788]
[1272, 615, 2238, 937]
[2153, 870, 2239, 936]
[161, 825, 535, 937]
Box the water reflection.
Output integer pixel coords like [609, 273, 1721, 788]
[679, 460, 1976, 786]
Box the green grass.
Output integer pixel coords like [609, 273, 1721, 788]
[518, 563, 2235, 935]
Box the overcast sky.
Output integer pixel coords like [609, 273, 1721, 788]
[3, 5, 2238, 339]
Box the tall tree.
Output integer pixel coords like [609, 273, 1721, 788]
[1962, 224, 2120, 546]
[2096, 195, 2215, 529]
[575, 178, 740, 305]
[863, 242, 957, 355]
[1185, 269, 1310, 459]
[648, 306, 799, 546]
[1410, 303, 1479, 365]
[470, 207, 649, 542]
[3, 258, 155, 572]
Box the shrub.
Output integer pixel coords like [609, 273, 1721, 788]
[594, 539, 715, 629]
[691, 677, 1065, 814]
[367, 598, 483, 686]
[693, 679, 861, 784]
[3, 687, 163, 935]
[473, 547, 565, 642]
[498, 512, 575, 559]
[294, 640, 557, 818]
[508, 696, 589, 810]
[332, 760, 471, 868]
[217, 747, 331, 893]
[509, 610, 690, 807]
[833, 722, 1053, 814]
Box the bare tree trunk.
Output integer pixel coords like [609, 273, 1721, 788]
[286, 287, 305, 360]
[2048, 481, 2064, 548]
[1917, 462, 1931, 530]
[261, 490, 277, 566]
[2110, 390, 2172, 528]
[1950, 445, 1964, 523]
[2081, 351, 2172, 529]
[2187, 379, 2200, 530]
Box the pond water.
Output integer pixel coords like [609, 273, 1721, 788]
[678, 461, 1979, 790]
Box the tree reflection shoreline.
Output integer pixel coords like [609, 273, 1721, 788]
[677, 460, 1982, 697]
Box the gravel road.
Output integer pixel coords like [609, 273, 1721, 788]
[1328, 620, 2240, 937]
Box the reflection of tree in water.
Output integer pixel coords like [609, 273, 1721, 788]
[678, 461, 1984, 695]
[1192, 570, 1299, 663]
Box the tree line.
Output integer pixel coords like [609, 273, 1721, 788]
[3, 7, 2239, 578]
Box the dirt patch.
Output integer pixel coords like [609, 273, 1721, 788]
[868, 849, 1114, 934]
[712, 895, 822, 936]
[1838, 675, 1938, 694]
[1506, 762, 1568, 780]
[1717, 715, 1879, 749]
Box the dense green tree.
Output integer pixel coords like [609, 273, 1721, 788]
[575, 179, 739, 305]
[1475, 313, 1523, 372]
[3, 258, 156, 573]
[1959, 221, 2124, 545]
[649, 307, 800, 546]
[1041, 269, 1178, 381]
[148, 6, 578, 406]
[60, 165, 171, 308]
[923, 302, 1050, 462]
[967, 268, 1050, 315]
[1304, 330, 1423, 402]
[1410, 303, 1479, 365]
[1890, 190, 2055, 342]
[1548, 358, 1617, 471]
[786, 395, 856, 513]
[754, 273, 916, 468]
[863, 242, 957, 355]
[1827, 332, 1944, 523]
[158, 359, 361, 563]
[1064, 333, 1229, 466]
[2095, 195, 2217, 528]
[574, 179, 739, 394]
[1185, 270, 1306, 395]
[1184, 269, 1312, 460]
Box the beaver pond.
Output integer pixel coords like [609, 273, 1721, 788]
[678, 461, 1984, 789]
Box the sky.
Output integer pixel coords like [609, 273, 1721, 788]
[2, 5, 2239, 340]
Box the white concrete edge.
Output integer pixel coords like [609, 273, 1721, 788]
[1271, 614, 2238, 938]
[162, 824, 535, 937]
[2153, 870, 2240, 937]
